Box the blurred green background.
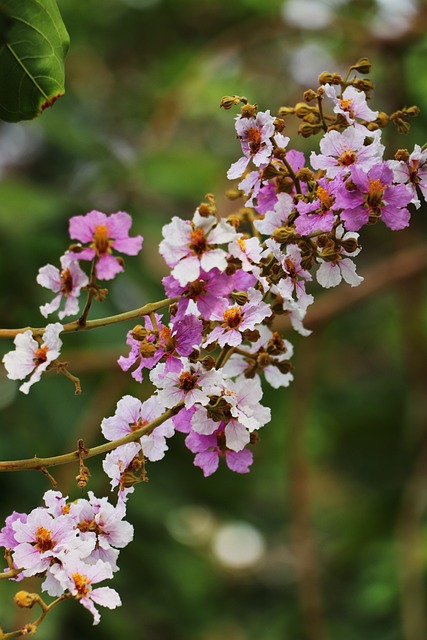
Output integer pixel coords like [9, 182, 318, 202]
[2, 0, 427, 638]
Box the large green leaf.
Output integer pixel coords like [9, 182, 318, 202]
[0, 0, 69, 122]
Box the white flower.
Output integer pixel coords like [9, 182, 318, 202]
[37, 252, 89, 319]
[2, 323, 63, 394]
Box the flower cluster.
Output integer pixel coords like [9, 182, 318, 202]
[1, 59, 425, 632]
[0, 490, 132, 624]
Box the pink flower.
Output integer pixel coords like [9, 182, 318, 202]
[204, 288, 272, 348]
[69, 210, 143, 280]
[388, 144, 427, 209]
[150, 360, 222, 410]
[37, 253, 89, 319]
[227, 110, 276, 179]
[316, 226, 364, 288]
[2, 323, 63, 394]
[185, 427, 253, 477]
[159, 210, 237, 286]
[51, 556, 121, 625]
[323, 84, 378, 125]
[101, 395, 174, 462]
[102, 442, 142, 503]
[310, 126, 384, 179]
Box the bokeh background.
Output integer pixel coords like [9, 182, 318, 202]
[1, 0, 427, 638]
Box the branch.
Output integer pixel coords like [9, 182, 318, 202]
[0, 297, 179, 340]
[0, 404, 183, 473]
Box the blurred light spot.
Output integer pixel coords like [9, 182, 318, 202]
[282, 0, 332, 30]
[289, 43, 335, 86]
[166, 505, 215, 546]
[0, 124, 43, 176]
[371, 0, 418, 37]
[212, 521, 265, 570]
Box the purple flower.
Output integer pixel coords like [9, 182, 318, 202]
[69, 210, 143, 280]
[2, 323, 63, 394]
[227, 110, 276, 179]
[336, 163, 412, 231]
[185, 427, 253, 477]
[310, 126, 384, 179]
[323, 84, 378, 125]
[294, 178, 338, 235]
[162, 268, 233, 320]
[37, 252, 89, 319]
[205, 288, 272, 348]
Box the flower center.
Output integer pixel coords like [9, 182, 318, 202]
[339, 98, 354, 118]
[60, 268, 73, 296]
[237, 237, 246, 251]
[223, 307, 243, 329]
[179, 370, 198, 391]
[33, 346, 48, 366]
[35, 526, 54, 552]
[78, 519, 104, 535]
[338, 148, 357, 166]
[159, 326, 176, 353]
[93, 224, 111, 254]
[367, 178, 385, 209]
[130, 418, 148, 432]
[316, 186, 334, 211]
[189, 228, 208, 255]
[72, 572, 91, 598]
[284, 256, 297, 279]
[187, 279, 206, 299]
[247, 127, 262, 154]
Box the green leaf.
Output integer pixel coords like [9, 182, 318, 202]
[0, 0, 70, 122]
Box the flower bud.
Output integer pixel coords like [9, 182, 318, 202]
[219, 95, 247, 110]
[277, 106, 295, 117]
[139, 340, 158, 358]
[272, 226, 296, 243]
[394, 148, 410, 162]
[199, 355, 216, 371]
[296, 168, 314, 182]
[242, 328, 260, 343]
[366, 122, 379, 131]
[241, 103, 258, 118]
[14, 591, 38, 609]
[294, 102, 316, 118]
[352, 57, 371, 74]
[393, 117, 410, 135]
[352, 78, 374, 92]
[225, 188, 242, 200]
[274, 117, 286, 132]
[375, 111, 389, 127]
[339, 237, 359, 254]
[404, 105, 420, 117]
[303, 89, 318, 103]
[231, 291, 249, 306]
[298, 122, 321, 138]
[318, 71, 334, 84]
[131, 324, 147, 341]
[257, 352, 271, 368]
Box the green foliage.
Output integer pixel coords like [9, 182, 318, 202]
[0, 0, 69, 122]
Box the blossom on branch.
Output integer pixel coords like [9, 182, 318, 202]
[37, 252, 89, 319]
[2, 323, 63, 394]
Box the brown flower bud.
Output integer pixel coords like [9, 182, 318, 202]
[375, 111, 389, 127]
[241, 103, 258, 118]
[318, 71, 334, 85]
[405, 105, 420, 117]
[303, 89, 318, 103]
[14, 591, 38, 609]
[298, 122, 321, 138]
[231, 291, 249, 306]
[219, 95, 247, 110]
[352, 57, 371, 74]
[242, 328, 261, 343]
[296, 168, 314, 182]
[225, 188, 242, 200]
[366, 122, 379, 131]
[393, 117, 410, 135]
[352, 78, 374, 92]
[339, 237, 359, 254]
[131, 324, 147, 341]
[294, 102, 316, 118]
[274, 117, 286, 132]
[199, 355, 216, 371]
[395, 148, 410, 162]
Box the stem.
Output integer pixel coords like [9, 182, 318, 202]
[215, 345, 234, 369]
[2, 595, 70, 639]
[78, 259, 98, 327]
[282, 156, 302, 195]
[0, 404, 183, 474]
[0, 297, 179, 340]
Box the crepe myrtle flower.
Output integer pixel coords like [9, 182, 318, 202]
[101, 395, 175, 462]
[118, 313, 203, 381]
[11, 507, 79, 577]
[3, 323, 63, 394]
[159, 209, 237, 286]
[162, 268, 234, 320]
[310, 126, 384, 179]
[322, 83, 378, 125]
[204, 287, 272, 348]
[102, 442, 143, 503]
[150, 359, 223, 410]
[223, 325, 294, 389]
[294, 177, 339, 236]
[185, 427, 254, 477]
[388, 144, 427, 209]
[316, 226, 363, 289]
[69, 210, 143, 281]
[335, 163, 412, 232]
[37, 252, 89, 320]
[50, 556, 121, 625]
[227, 110, 276, 180]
